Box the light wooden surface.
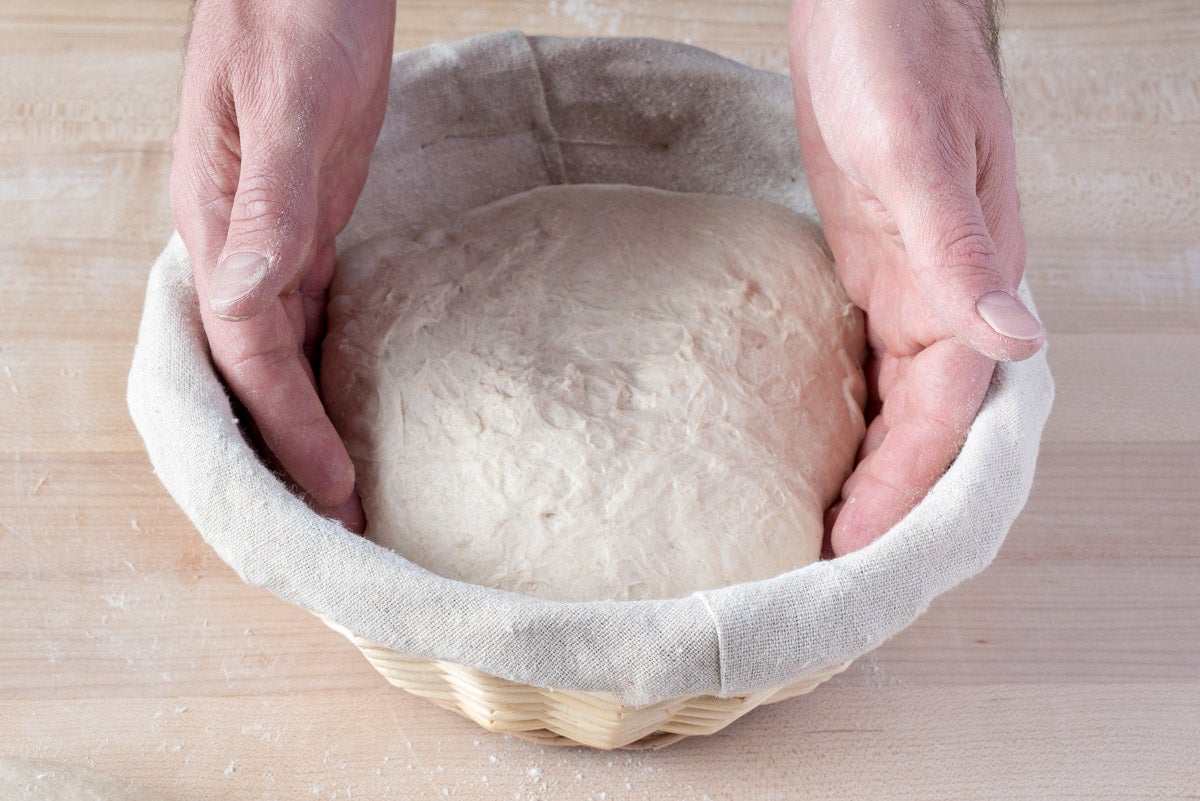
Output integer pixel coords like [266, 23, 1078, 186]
[1, 1, 1198, 798]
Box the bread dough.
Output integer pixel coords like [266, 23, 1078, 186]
[0, 756, 174, 801]
[323, 185, 866, 601]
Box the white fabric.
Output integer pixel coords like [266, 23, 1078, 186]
[127, 31, 1054, 706]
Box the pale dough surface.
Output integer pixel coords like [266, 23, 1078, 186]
[323, 185, 866, 601]
[0, 756, 174, 801]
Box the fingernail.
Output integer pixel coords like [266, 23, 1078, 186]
[976, 291, 1044, 340]
[211, 252, 269, 311]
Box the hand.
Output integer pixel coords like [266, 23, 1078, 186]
[171, 0, 396, 531]
[788, 0, 1046, 555]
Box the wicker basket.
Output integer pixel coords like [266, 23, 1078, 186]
[318, 614, 849, 750]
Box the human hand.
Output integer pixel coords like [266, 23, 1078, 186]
[788, 0, 1045, 555]
[171, 0, 395, 531]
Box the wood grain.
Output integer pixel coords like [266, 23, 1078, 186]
[1, 0, 1197, 798]
[1, 687, 1196, 801]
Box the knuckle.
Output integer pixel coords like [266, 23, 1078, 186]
[228, 169, 303, 237]
[940, 221, 996, 269]
[218, 340, 294, 391]
[216, 343, 325, 432]
[232, 178, 287, 226]
[915, 219, 999, 287]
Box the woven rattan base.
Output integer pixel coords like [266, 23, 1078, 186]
[318, 614, 848, 749]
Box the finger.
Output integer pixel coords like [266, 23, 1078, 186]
[857, 415, 889, 470]
[202, 117, 320, 322]
[883, 122, 1045, 363]
[822, 501, 842, 559]
[897, 188, 1043, 361]
[830, 340, 994, 555]
[203, 299, 356, 512]
[301, 239, 337, 365]
[169, 83, 238, 287]
[327, 488, 366, 535]
[227, 375, 362, 532]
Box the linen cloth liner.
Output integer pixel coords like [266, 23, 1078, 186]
[127, 31, 1055, 707]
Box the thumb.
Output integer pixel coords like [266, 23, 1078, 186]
[892, 172, 1045, 363]
[206, 136, 318, 321]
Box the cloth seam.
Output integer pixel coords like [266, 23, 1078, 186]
[521, 33, 569, 185]
[694, 592, 727, 697]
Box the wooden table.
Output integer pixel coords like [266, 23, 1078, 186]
[2, 1, 1197, 798]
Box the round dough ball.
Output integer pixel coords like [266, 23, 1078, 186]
[323, 185, 866, 601]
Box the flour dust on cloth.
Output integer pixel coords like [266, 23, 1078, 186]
[322, 185, 867, 602]
[128, 32, 1054, 705]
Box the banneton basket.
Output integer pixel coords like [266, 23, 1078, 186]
[128, 32, 1055, 750]
[316, 614, 850, 750]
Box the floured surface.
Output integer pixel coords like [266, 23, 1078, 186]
[5, 0, 1199, 798]
[0, 756, 174, 801]
[323, 185, 866, 601]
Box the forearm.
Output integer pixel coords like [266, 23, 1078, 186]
[790, 0, 1004, 80]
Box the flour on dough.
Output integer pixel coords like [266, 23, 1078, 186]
[323, 185, 866, 601]
[0, 756, 175, 801]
